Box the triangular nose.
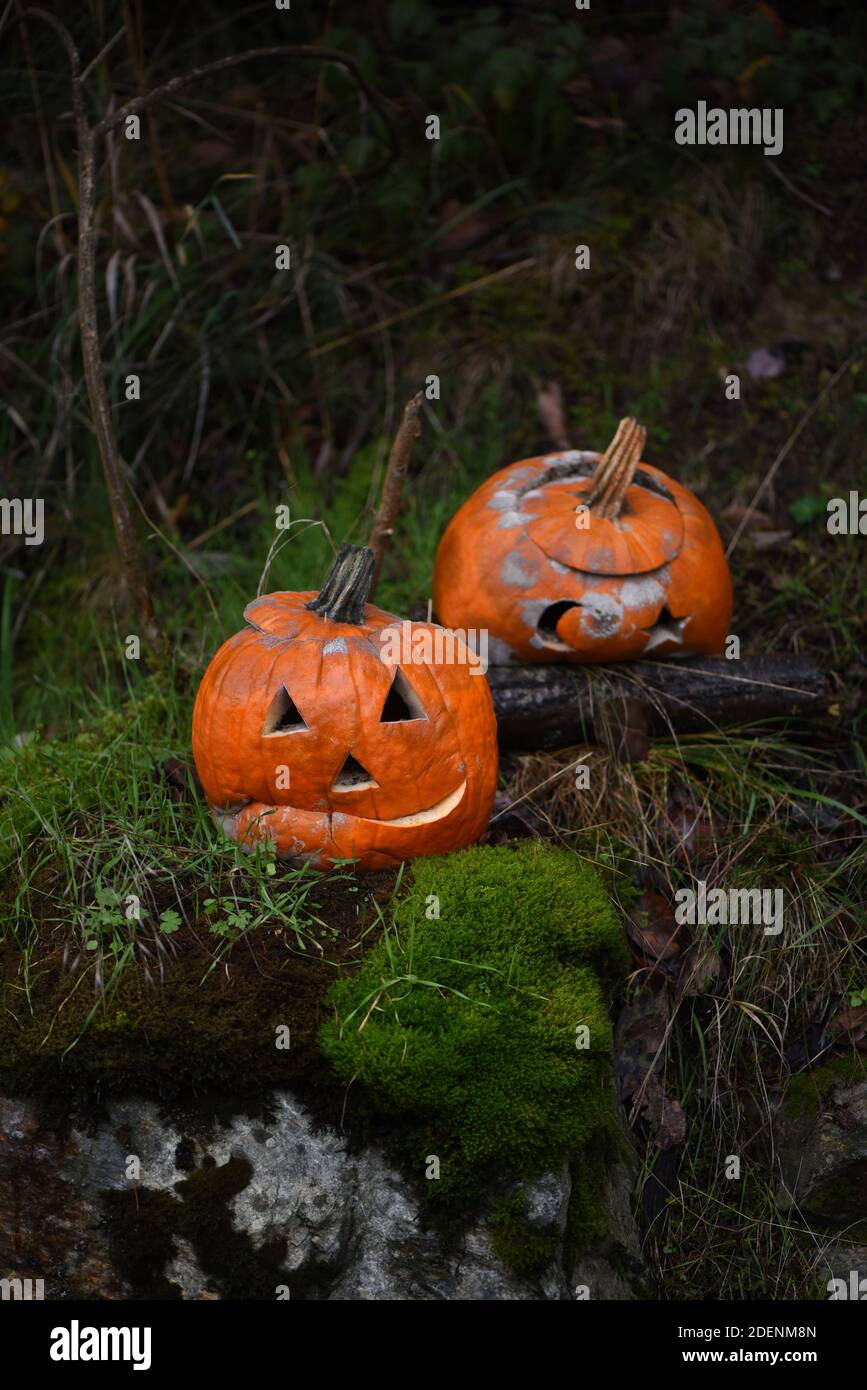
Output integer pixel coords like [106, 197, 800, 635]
[331, 752, 378, 792]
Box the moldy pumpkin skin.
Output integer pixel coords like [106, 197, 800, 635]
[192, 549, 498, 871]
[433, 426, 732, 665]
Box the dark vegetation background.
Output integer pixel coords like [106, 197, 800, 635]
[1, 0, 866, 1300]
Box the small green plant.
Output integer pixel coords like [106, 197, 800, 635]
[81, 882, 132, 954]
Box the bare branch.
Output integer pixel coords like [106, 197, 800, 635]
[80, 25, 126, 84]
[18, 6, 163, 650]
[92, 44, 398, 167]
[368, 393, 424, 596]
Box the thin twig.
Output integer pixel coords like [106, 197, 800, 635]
[15, 11, 401, 653]
[79, 24, 125, 83]
[92, 44, 398, 160]
[764, 160, 832, 219]
[309, 258, 537, 359]
[726, 347, 864, 556]
[368, 393, 423, 595]
[490, 755, 592, 823]
[19, 7, 163, 651]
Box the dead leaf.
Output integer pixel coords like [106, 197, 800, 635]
[535, 381, 571, 450]
[662, 784, 721, 863]
[636, 1075, 688, 1149]
[744, 529, 793, 551]
[721, 503, 776, 530]
[157, 757, 199, 802]
[574, 115, 626, 131]
[615, 992, 669, 1095]
[616, 996, 687, 1149]
[626, 891, 684, 979]
[831, 1006, 867, 1050]
[737, 55, 775, 101]
[436, 199, 501, 257]
[191, 141, 237, 168]
[677, 939, 723, 997]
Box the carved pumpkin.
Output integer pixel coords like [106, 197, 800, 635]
[433, 417, 732, 664]
[192, 545, 498, 871]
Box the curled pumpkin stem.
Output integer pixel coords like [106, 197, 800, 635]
[585, 417, 647, 520]
[307, 543, 375, 624]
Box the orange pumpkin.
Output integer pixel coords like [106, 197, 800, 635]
[192, 545, 498, 871]
[433, 418, 732, 664]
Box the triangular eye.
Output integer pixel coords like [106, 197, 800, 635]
[379, 668, 427, 723]
[262, 684, 309, 735]
[332, 753, 378, 792]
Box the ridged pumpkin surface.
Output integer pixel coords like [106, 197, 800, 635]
[433, 419, 732, 664]
[192, 548, 498, 870]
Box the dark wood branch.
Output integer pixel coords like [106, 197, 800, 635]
[92, 45, 398, 171]
[487, 654, 830, 752]
[368, 392, 423, 596]
[19, 7, 163, 651]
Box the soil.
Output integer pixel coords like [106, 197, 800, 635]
[0, 868, 397, 1131]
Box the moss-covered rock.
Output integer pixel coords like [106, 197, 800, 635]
[319, 841, 628, 1211]
[784, 1055, 867, 1120]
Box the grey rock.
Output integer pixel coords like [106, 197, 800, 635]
[776, 1078, 867, 1226]
[0, 1091, 648, 1301]
[811, 1239, 867, 1300]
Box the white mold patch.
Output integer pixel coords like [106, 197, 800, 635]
[487, 490, 532, 529]
[501, 552, 536, 586]
[578, 591, 623, 639]
[618, 573, 669, 613]
[498, 509, 532, 529]
[322, 636, 348, 656]
[542, 450, 593, 466]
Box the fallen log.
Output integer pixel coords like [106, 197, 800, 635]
[487, 654, 830, 753]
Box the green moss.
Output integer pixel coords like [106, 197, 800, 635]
[804, 1162, 867, 1230]
[565, 1143, 617, 1258]
[490, 1194, 558, 1278]
[0, 926, 353, 1115]
[784, 1055, 867, 1120]
[319, 841, 628, 1212]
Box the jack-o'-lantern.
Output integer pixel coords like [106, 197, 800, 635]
[192, 545, 498, 870]
[433, 418, 732, 664]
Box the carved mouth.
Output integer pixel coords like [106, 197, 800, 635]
[214, 780, 468, 837]
[536, 600, 580, 649]
[641, 606, 688, 652]
[335, 779, 467, 828]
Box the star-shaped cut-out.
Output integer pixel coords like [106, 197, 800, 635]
[641, 608, 688, 652]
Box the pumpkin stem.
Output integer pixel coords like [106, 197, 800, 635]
[306, 543, 375, 624]
[584, 417, 647, 520]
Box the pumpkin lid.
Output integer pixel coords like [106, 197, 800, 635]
[245, 544, 383, 636]
[523, 418, 684, 575]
